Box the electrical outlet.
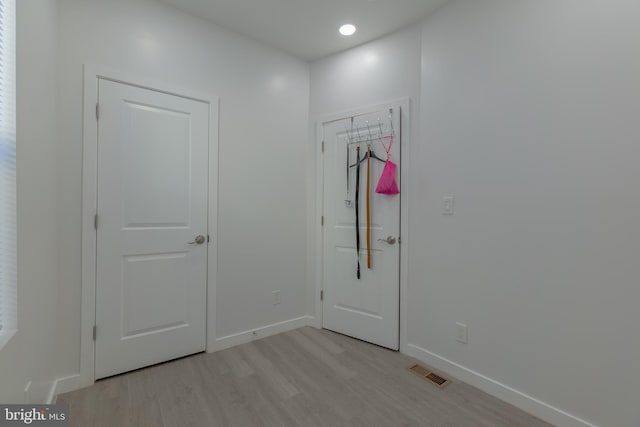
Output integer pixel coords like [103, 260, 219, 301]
[272, 290, 281, 305]
[443, 196, 455, 215]
[456, 323, 468, 344]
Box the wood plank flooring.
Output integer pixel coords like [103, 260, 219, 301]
[57, 327, 553, 427]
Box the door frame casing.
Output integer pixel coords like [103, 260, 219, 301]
[79, 64, 219, 388]
[314, 98, 410, 354]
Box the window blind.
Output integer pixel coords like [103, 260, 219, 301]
[0, 0, 16, 336]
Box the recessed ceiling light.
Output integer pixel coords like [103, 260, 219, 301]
[339, 24, 357, 36]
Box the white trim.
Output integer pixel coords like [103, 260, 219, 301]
[53, 374, 82, 397]
[312, 119, 324, 329]
[80, 64, 99, 390]
[398, 100, 411, 355]
[313, 98, 410, 352]
[85, 64, 216, 104]
[46, 382, 56, 404]
[206, 97, 220, 353]
[215, 316, 316, 351]
[407, 344, 599, 427]
[80, 64, 219, 388]
[47, 374, 82, 403]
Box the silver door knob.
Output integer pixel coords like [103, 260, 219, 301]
[188, 235, 206, 245]
[378, 236, 396, 245]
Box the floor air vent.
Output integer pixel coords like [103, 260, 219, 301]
[408, 364, 451, 389]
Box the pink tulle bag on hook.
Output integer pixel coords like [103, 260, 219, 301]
[375, 135, 400, 195]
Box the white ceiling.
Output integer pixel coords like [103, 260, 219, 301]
[158, 0, 449, 61]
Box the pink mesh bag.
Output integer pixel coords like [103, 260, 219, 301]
[375, 136, 400, 195]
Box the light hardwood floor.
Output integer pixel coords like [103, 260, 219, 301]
[58, 327, 553, 427]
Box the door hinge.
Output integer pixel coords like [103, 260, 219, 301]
[320, 290, 324, 301]
[321, 216, 324, 226]
[92, 325, 97, 341]
[94, 214, 98, 230]
[322, 141, 325, 153]
[95, 102, 100, 120]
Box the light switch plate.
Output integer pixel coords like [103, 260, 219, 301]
[272, 290, 281, 305]
[456, 322, 468, 344]
[443, 196, 455, 215]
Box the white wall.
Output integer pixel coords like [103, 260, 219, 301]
[0, 0, 60, 404]
[55, 0, 309, 378]
[410, 1, 640, 427]
[311, 1, 640, 426]
[310, 25, 422, 116]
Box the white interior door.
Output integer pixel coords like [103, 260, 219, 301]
[95, 79, 210, 379]
[322, 107, 401, 350]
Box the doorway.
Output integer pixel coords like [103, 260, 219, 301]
[320, 106, 402, 350]
[81, 70, 219, 382]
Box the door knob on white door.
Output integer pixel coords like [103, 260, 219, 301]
[378, 236, 396, 245]
[188, 235, 206, 245]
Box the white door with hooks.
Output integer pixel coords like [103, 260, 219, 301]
[94, 79, 210, 379]
[322, 107, 401, 350]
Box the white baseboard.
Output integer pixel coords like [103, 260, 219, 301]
[406, 344, 598, 427]
[46, 381, 57, 404]
[215, 315, 315, 352]
[24, 380, 53, 405]
[48, 374, 83, 403]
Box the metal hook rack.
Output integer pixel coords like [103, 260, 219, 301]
[344, 108, 395, 146]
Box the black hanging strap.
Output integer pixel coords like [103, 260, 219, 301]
[354, 145, 361, 279]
